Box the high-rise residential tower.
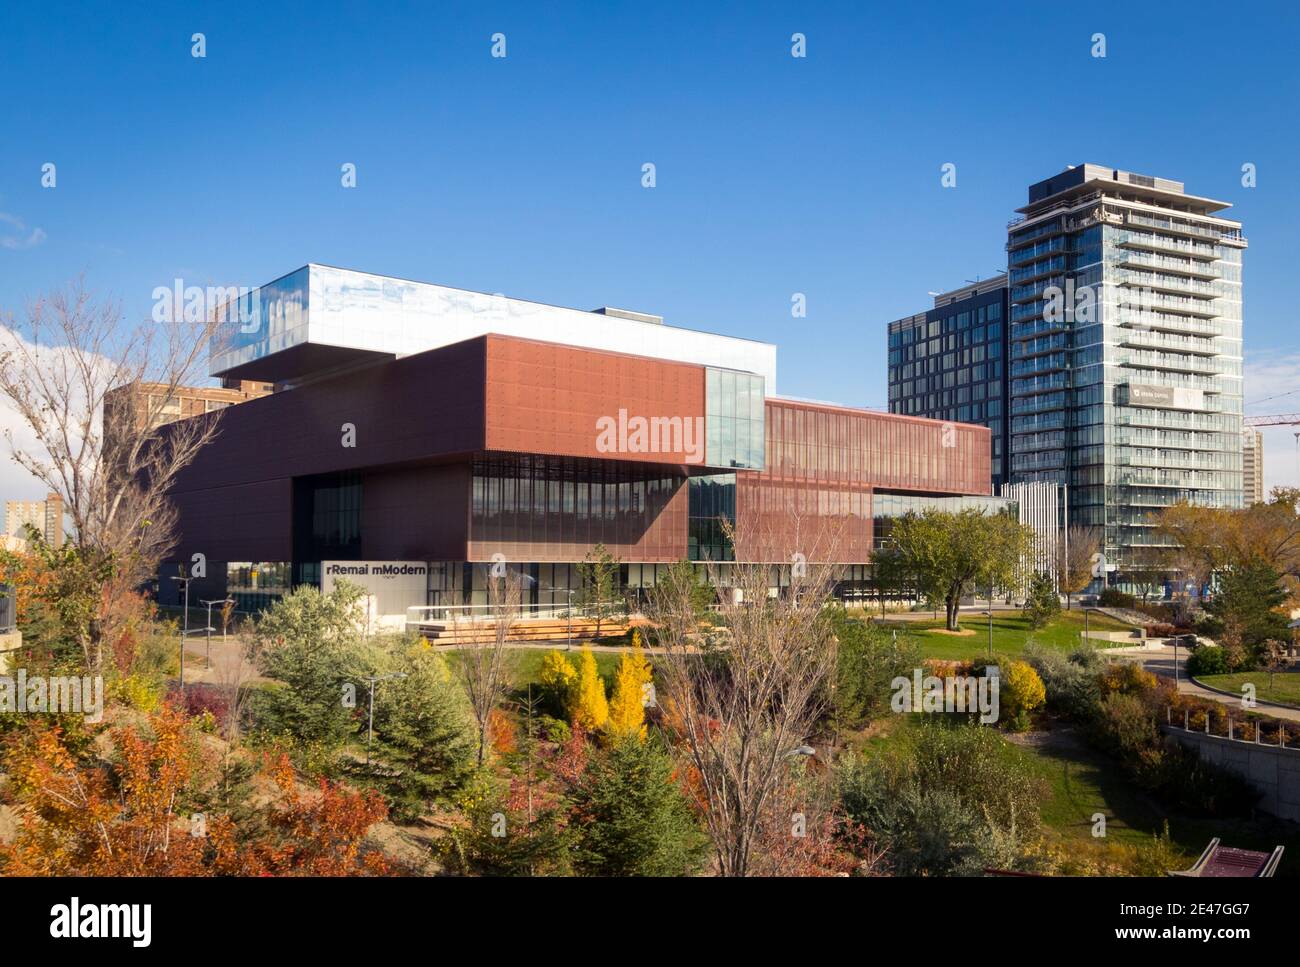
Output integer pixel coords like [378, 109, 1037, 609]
[1242, 427, 1264, 506]
[4, 493, 65, 548]
[1006, 165, 1245, 590]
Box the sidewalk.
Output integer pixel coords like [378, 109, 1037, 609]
[1111, 643, 1300, 723]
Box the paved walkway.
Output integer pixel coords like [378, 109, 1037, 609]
[1110, 643, 1300, 723]
[866, 603, 1022, 624]
[179, 631, 263, 686]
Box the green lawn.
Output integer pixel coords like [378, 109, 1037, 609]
[1016, 727, 1300, 874]
[873, 609, 1136, 662]
[1012, 730, 1172, 849]
[1198, 671, 1300, 709]
[864, 715, 1300, 875]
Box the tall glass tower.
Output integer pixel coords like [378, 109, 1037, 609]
[1007, 165, 1245, 593]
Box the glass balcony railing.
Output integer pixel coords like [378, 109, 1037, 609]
[1126, 211, 1240, 242]
[1115, 312, 1222, 336]
[1112, 269, 1219, 298]
[1116, 351, 1222, 376]
[1012, 373, 1070, 395]
[1009, 258, 1068, 285]
[1115, 409, 1233, 430]
[1115, 251, 1220, 280]
[1112, 230, 1218, 260]
[1116, 328, 1221, 355]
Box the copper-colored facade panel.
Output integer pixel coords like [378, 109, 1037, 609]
[759, 398, 991, 495]
[731, 398, 992, 564]
[484, 335, 706, 466]
[733, 476, 873, 564]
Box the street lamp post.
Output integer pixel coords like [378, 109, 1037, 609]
[200, 597, 235, 666]
[1080, 606, 1109, 649]
[169, 571, 193, 697]
[180, 626, 216, 695]
[986, 581, 995, 658]
[566, 589, 574, 651]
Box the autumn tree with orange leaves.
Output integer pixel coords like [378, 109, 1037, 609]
[0, 707, 391, 877]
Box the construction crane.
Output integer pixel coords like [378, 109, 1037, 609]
[1244, 414, 1300, 427]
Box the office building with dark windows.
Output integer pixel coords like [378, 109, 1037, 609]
[887, 276, 1010, 487]
[158, 264, 1006, 622]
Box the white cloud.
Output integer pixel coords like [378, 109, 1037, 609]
[0, 323, 111, 505]
[0, 212, 47, 251]
[0, 390, 52, 501]
[1244, 351, 1300, 496]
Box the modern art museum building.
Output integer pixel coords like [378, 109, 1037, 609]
[159, 264, 1008, 624]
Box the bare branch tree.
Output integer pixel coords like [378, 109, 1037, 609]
[1057, 525, 1101, 609]
[455, 570, 519, 767]
[648, 516, 844, 877]
[0, 279, 221, 669]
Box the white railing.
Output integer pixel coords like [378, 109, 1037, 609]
[405, 600, 627, 630]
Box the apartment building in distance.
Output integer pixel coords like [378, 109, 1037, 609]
[1243, 427, 1265, 505]
[4, 492, 65, 549]
[105, 378, 274, 433]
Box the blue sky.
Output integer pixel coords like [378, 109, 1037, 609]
[3, 0, 1299, 485]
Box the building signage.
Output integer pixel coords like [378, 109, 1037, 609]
[1127, 383, 1176, 406]
[1126, 383, 1204, 411]
[323, 562, 427, 580]
[322, 561, 428, 632]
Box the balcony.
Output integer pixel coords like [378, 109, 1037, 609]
[1112, 269, 1219, 299]
[1113, 287, 1220, 319]
[1115, 251, 1220, 281]
[1113, 231, 1219, 261]
[1013, 373, 1070, 396]
[1011, 333, 1068, 359]
[1012, 355, 1068, 378]
[1116, 313, 1222, 337]
[1116, 351, 1222, 376]
[1116, 328, 1221, 356]
[1125, 211, 1241, 243]
[1116, 410, 1232, 431]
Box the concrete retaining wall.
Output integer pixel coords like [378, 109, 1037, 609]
[1162, 726, 1300, 822]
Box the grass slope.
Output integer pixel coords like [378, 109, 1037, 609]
[874, 609, 1134, 662]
